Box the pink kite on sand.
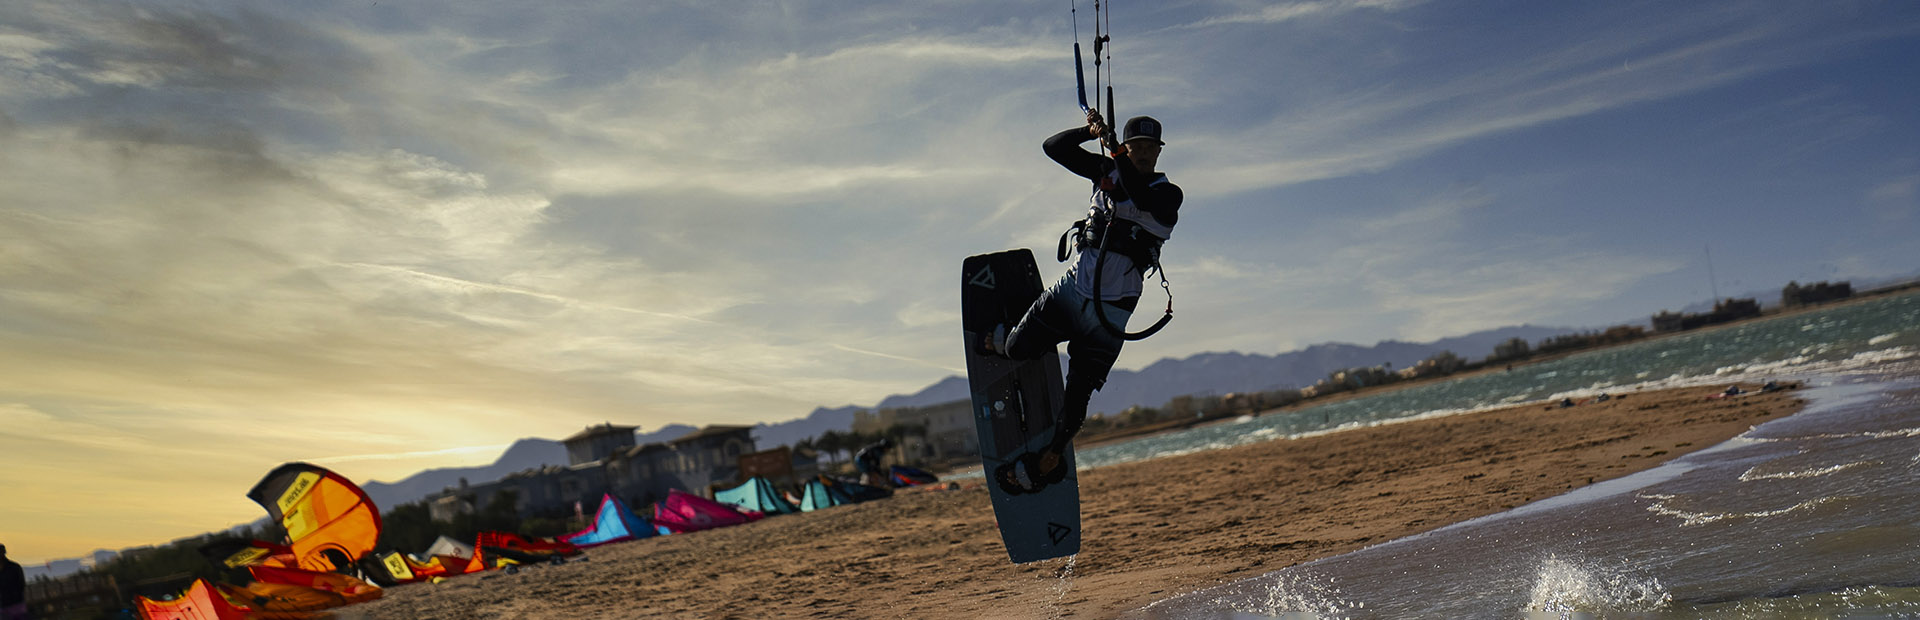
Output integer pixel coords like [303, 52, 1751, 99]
[652, 489, 762, 533]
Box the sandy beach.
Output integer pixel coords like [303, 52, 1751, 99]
[355, 384, 1802, 619]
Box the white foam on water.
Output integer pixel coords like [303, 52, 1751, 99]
[1738, 459, 1879, 481]
[1524, 554, 1671, 617]
[1869, 333, 1899, 346]
[1639, 493, 1843, 527]
[1845, 345, 1918, 366]
[1783, 426, 1920, 441]
[1710, 346, 1917, 382]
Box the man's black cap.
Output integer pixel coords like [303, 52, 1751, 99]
[1123, 116, 1164, 145]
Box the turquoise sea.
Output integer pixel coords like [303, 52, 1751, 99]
[1028, 290, 1920, 618]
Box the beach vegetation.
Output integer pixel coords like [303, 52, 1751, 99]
[1490, 337, 1532, 362]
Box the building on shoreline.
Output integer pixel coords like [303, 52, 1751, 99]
[1652, 297, 1762, 333]
[427, 424, 756, 521]
[1782, 280, 1853, 307]
[852, 400, 977, 463]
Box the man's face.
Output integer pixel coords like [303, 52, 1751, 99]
[1125, 139, 1161, 171]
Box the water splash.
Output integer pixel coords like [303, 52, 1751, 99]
[1231, 570, 1363, 619]
[1524, 554, 1670, 617]
[1043, 554, 1077, 619]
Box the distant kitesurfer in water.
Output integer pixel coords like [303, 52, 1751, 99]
[982, 110, 1183, 492]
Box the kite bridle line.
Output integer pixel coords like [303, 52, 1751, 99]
[1070, 0, 1173, 341]
[1072, 0, 1118, 152]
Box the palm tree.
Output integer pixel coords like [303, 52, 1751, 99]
[883, 422, 931, 463]
[816, 430, 845, 465]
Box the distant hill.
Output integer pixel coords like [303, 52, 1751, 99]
[733, 376, 971, 450]
[746, 325, 1580, 445]
[1084, 325, 1575, 415]
[360, 438, 567, 511]
[876, 376, 970, 410]
[748, 405, 863, 451]
[637, 424, 698, 445]
[361, 325, 1577, 509]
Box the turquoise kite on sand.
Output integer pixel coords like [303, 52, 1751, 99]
[715, 477, 798, 515]
[563, 494, 655, 548]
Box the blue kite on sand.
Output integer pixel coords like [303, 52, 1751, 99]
[563, 494, 655, 548]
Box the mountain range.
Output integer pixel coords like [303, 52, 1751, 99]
[358, 324, 1575, 511]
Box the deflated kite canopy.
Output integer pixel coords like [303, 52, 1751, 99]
[246, 462, 382, 573]
[246, 565, 383, 605]
[652, 489, 760, 533]
[134, 579, 250, 620]
[198, 539, 295, 569]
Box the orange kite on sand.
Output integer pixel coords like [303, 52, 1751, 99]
[137, 463, 390, 620]
[134, 571, 382, 620]
[245, 463, 383, 574]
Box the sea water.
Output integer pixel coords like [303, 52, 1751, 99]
[1070, 291, 1920, 473]
[1108, 290, 1920, 618]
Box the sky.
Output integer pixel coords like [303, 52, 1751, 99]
[3, 0, 1917, 563]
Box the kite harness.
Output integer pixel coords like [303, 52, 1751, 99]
[1062, 0, 1173, 341]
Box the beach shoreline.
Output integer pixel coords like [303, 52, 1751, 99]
[355, 384, 1803, 619]
[1061, 288, 1918, 455]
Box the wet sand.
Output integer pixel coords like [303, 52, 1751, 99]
[354, 384, 1802, 619]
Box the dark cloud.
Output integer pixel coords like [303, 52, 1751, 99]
[3, 2, 387, 161]
[23, 2, 376, 95]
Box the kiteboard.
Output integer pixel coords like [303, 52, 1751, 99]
[962, 249, 1080, 564]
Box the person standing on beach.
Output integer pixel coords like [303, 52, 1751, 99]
[0, 544, 26, 620]
[983, 110, 1183, 492]
[854, 438, 892, 487]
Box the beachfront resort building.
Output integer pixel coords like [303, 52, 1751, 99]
[1652, 297, 1762, 332]
[426, 424, 756, 522]
[852, 399, 978, 462]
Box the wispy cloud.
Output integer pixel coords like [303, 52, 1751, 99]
[334, 262, 717, 324]
[831, 344, 966, 375]
[1183, 27, 1800, 195]
[1165, 0, 1423, 31]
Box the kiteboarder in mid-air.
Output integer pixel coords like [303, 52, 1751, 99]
[980, 109, 1183, 492]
